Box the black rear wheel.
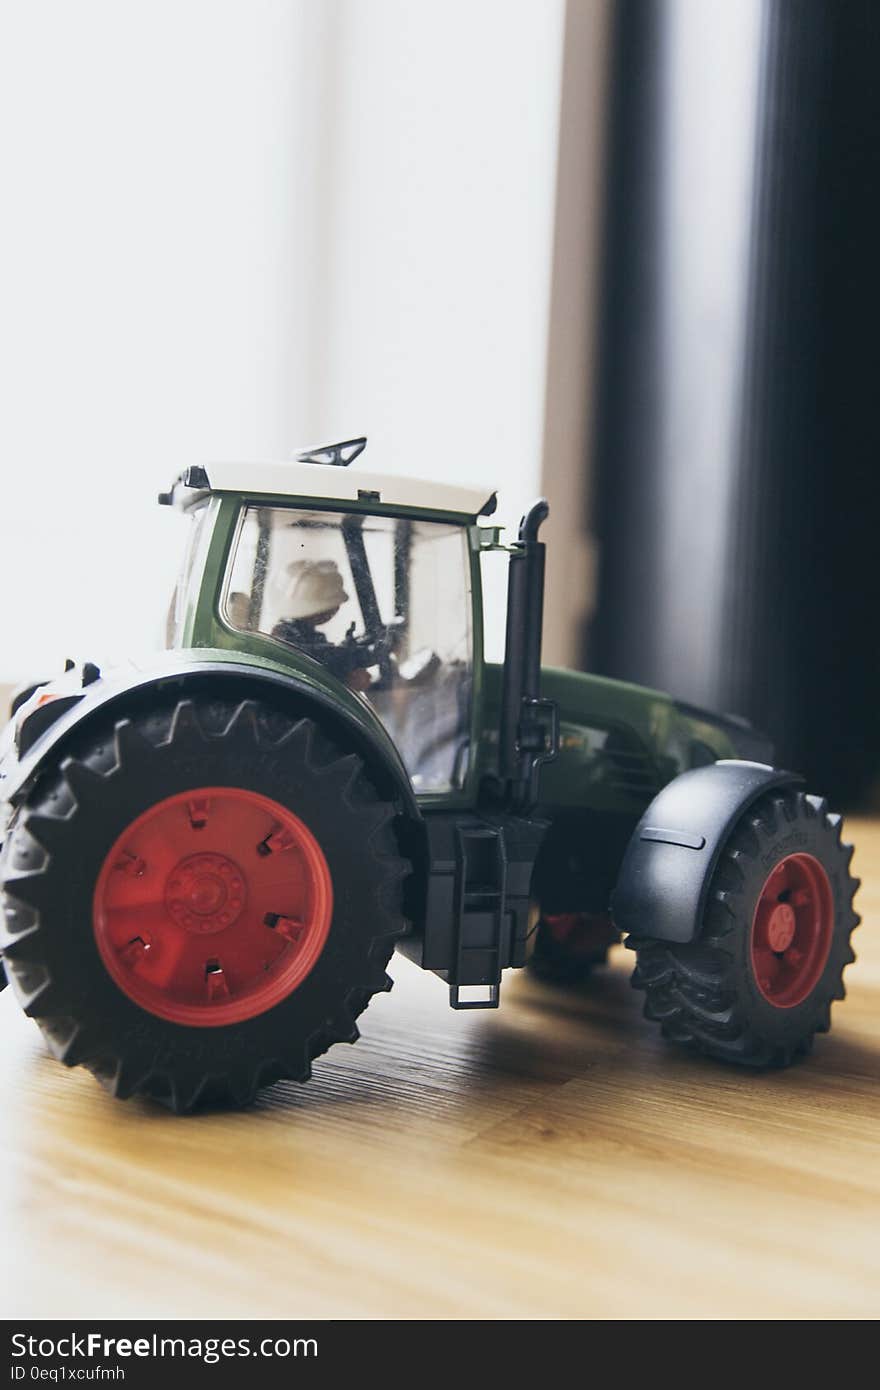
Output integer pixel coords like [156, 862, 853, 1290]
[0, 697, 411, 1110]
[627, 789, 859, 1067]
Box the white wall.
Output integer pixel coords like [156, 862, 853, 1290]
[0, 0, 566, 680]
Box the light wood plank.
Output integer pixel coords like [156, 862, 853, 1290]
[0, 819, 877, 1320]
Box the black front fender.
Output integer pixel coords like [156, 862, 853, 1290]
[612, 760, 802, 944]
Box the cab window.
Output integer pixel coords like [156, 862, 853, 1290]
[165, 501, 210, 647]
[223, 507, 474, 793]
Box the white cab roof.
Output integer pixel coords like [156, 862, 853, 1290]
[194, 459, 497, 520]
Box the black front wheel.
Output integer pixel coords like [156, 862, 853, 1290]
[628, 789, 860, 1067]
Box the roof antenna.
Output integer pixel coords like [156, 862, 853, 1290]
[295, 437, 367, 468]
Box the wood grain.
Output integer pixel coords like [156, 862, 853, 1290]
[0, 818, 877, 1321]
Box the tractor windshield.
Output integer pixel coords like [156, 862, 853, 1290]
[166, 500, 210, 647]
[223, 506, 474, 793]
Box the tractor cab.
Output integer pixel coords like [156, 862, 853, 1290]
[223, 505, 474, 793]
[162, 439, 503, 800]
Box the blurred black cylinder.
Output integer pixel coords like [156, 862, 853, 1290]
[589, 0, 880, 803]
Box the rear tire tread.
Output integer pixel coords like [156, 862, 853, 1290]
[0, 697, 411, 1112]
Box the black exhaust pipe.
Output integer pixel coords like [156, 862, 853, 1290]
[498, 499, 558, 811]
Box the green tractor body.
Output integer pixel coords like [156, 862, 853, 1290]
[172, 487, 752, 806]
[0, 442, 860, 1108]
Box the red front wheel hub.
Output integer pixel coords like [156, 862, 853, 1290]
[750, 852, 834, 1008]
[93, 787, 333, 1027]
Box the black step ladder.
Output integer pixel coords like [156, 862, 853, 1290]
[449, 823, 508, 1009]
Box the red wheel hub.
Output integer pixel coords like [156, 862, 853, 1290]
[165, 853, 246, 934]
[542, 911, 619, 957]
[750, 852, 833, 1008]
[93, 787, 333, 1027]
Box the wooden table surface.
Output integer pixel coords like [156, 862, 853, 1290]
[0, 818, 878, 1322]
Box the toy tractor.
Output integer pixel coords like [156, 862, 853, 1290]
[0, 439, 860, 1110]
